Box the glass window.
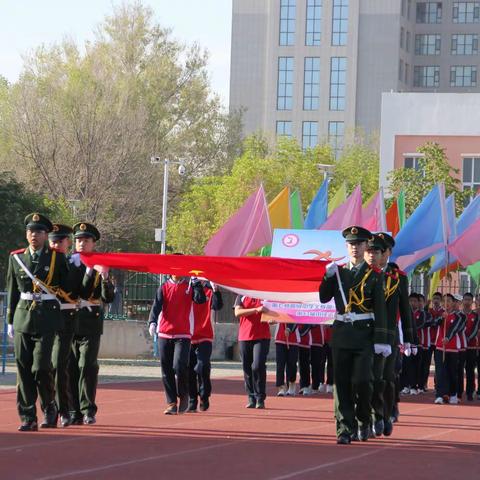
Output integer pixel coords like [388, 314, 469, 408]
[413, 65, 440, 87]
[332, 0, 349, 46]
[302, 121, 318, 150]
[416, 2, 443, 23]
[463, 157, 480, 197]
[415, 34, 442, 55]
[405, 63, 410, 84]
[400, 27, 405, 49]
[453, 2, 480, 23]
[450, 66, 477, 86]
[303, 57, 320, 110]
[277, 57, 294, 110]
[306, 0, 322, 46]
[451, 34, 479, 54]
[406, 31, 411, 52]
[276, 121, 293, 137]
[279, 0, 296, 46]
[399, 59, 404, 81]
[329, 57, 346, 111]
[404, 157, 424, 170]
[328, 121, 344, 158]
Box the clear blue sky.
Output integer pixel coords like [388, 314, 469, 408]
[0, 0, 232, 105]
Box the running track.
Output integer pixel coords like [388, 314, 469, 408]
[0, 376, 479, 480]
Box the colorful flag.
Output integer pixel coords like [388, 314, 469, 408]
[269, 187, 291, 230]
[204, 185, 272, 256]
[304, 179, 328, 229]
[328, 181, 346, 215]
[80, 252, 328, 303]
[467, 261, 480, 286]
[386, 199, 400, 237]
[429, 263, 441, 299]
[290, 190, 304, 229]
[398, 190, 406, 228]
[448, 216, 480, 267]
[361, 187, 386, 231]
[390, 184, 448, 273]
[320, 185, 363, 231]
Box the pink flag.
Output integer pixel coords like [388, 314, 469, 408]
[361, 188, 386, 231]
[319, 185, 363, 230]
[448, 217, 480, 267]
[204, 185, 272, 256]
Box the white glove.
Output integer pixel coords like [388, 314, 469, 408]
[7, 324, 14, 338]
[403, 342, 411, 357]
[69, 253, 81, 267]
[325, 262, 338, 278]
[411, 346, 418, 356]
[85, 267, 94, 277]
[98, 266, 110, 280]
[374, 343, 392, 357]
[148, 323, 157, 337]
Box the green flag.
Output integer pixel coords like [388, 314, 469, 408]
[290, 191, 304, 229]
[260, 245, 272, 257]
[398, 190, 406, 227]
[467, 261, 480, 289]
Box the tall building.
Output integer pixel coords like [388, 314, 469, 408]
[229, 1, 480, 152]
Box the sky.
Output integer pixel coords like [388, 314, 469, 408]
[0, 0, 232, 105]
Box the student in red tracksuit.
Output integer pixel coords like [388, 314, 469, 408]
[454, 295, 468, 399]
[187, 281, 223, 413]
[418, 294, 432, 393]
[426, 292, 444, 391]
[274, 323, 300, 396]
[309, 325, 323, 393]
[234, 296, 271, 409]
[148, 275, 206, 415]
[434, 293, 463, 405]
[298, 325, 313, 395]
[313, 324, 333, 393]
[463, 292, 479, 401]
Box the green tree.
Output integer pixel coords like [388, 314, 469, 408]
[388, 142, 468, 215]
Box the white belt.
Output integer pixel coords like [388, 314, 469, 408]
[335, 312, 375, 323]
[60, 300, 100, 311]
[60, 303, 78, 310]
[20, 292, 57, 301]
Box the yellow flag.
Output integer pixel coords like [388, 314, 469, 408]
[429, 257, 441, 299]
[268, 187, 291, 230]
[328, 182, 346, 215]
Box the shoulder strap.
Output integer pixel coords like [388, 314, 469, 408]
[12, 254, 51, 295]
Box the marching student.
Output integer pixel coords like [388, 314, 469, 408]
[418, 294, 433, 392]
[234, 296, 271, 409]
[187, 281, 223, 412]
[310, 324, 333, 393]
[425, 292, 444, 391]
[434, 294, 462, 405]
[298, 325, 313, 395]
[274, 322, 299, 396]
[454, 294, 468, 399]
[463, 292, 479, 401]
[148, 271, 206, 415]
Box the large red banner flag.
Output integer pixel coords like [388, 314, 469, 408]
[80, 252, 328, 303]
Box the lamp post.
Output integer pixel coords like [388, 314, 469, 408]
[316, 163, 334, 182]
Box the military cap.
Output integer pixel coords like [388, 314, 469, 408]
[377, 232, 395, 249]
[49, 223, 73, 240]
[73, 222, 100, 241]
[367, 234, 387, 251]
[24, 213, 53, 232]
[342, 225, 372, 242]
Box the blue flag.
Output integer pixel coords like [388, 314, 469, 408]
[391, 184, 447, 273]
[304, 179, 328, 229]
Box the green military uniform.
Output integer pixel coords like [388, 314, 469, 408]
[69, 223, 114, 424]
[6, 213, 70, 430]
[319, 226, 393, 444]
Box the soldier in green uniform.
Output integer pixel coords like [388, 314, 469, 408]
[376, 232, 416, 436]
[48, 224, 83, 427]
[69, 222, 114, 425]
[319, 226, 393, 445]
[6, 213, 70, 431]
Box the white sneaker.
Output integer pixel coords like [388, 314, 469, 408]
[318, 383, 327, 393]
[326, 385, 334, 394]
[401, 387, 410, 395]
[434, 397, 444, 404]
[303, 386, 313, 396]
[287, 382, 296, 396]
[277, 386, 286, 397]
[449, 395, 459, 405]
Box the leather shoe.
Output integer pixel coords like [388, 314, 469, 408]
[337, 433, 351, 445]
[18, 420, 38, 432]
[391, 405, 399, 423]
[358, 426, 371, 442]
[373, 419, 384, 436]
[256, 400, 265, 409]
[246, 398, 256, 409]
[350, 431, 359, 442]
[186, 402, 198, 413]
[83, 414, 96, 425]
[40, 405, 58, 428]
[164, 403, 178, 415]
[199, 398, 210, 412]
[178, 395, 189, 414]
[60, 415, 72, 427]
[383, 419, 393, 437]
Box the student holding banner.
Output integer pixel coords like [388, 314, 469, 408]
[274, 322, 299, 396]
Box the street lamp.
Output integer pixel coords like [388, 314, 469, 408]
[316, 163, 335, 182]
[150, 156, 186, 255]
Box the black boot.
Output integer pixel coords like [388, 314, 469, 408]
[18, 419, 38, 432]
[40, 403, 58, 428]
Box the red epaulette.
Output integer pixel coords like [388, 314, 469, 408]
[397, 268, 406, 276]
[10, 248, 27, 255]
[370, 265, 381, 273]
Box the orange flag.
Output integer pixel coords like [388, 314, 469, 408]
[386, 199, 400, 237]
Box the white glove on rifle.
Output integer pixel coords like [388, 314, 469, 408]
[148, 323, 157, 337]
[69, 253, 81, 267]
[325, 262, 339, 278]
[7, 324, 14, 338]
[374, 343, 392, 357]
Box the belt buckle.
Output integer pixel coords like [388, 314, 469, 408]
[32, 293, 43, 303]
[344, 313, 353, 323]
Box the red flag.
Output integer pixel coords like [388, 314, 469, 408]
[80, 252, 327, 303]
[386, 199, 400, 237]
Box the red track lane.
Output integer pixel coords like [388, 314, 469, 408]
[0, 377, 479, 480]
